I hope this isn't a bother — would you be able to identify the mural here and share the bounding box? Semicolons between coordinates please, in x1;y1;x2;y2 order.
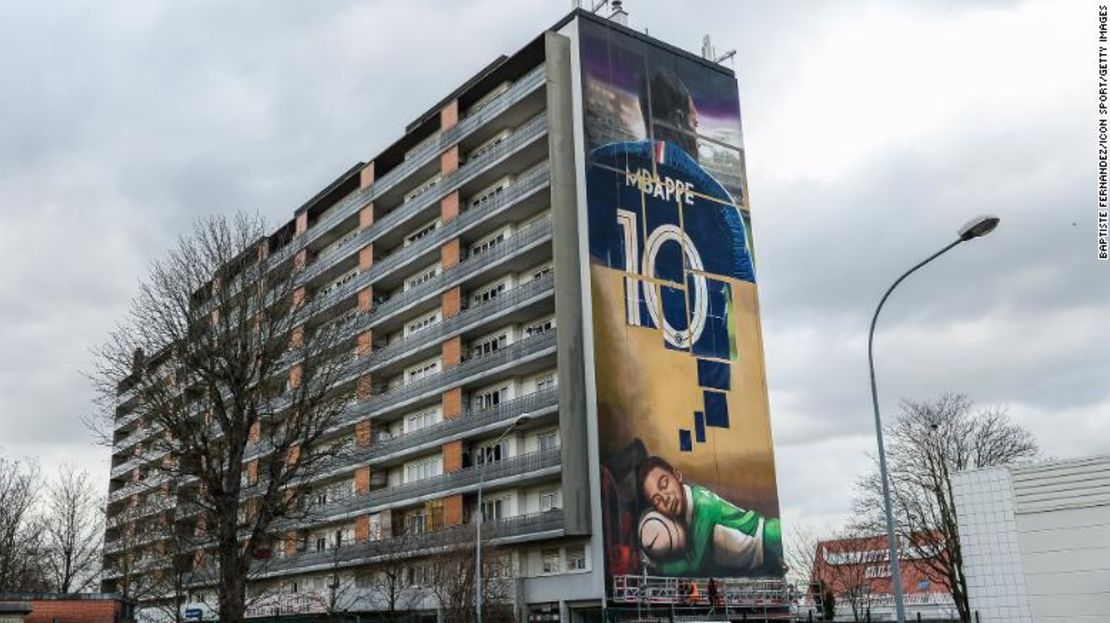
578;19;783;589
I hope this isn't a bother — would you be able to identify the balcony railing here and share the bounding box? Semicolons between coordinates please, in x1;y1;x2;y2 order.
108;207;552;503
269;64;546;268
256;509;564;577
340;329;557;426
302;113;549;318
297;155;549;307
109;273;553;492
304;446;561;525
241;276;555;465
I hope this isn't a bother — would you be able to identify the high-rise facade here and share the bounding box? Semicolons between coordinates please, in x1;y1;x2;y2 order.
103;9;786;622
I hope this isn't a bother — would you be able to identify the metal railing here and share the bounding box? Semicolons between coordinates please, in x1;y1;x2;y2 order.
305;446;561;525
268;64;545;267
301;113;549;318
330;387;557;474
108;215;553;484
259;509;563;577
339;329;557;426
297;157;549;301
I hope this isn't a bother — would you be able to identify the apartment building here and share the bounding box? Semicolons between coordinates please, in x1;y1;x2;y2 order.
102;7;785;623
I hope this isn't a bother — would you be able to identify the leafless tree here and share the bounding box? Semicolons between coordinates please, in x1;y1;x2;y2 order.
811;529;881;623
42;465;104;592
90;213;355;622
362;527;425;620
784;523;823;593
853;394;1038;623
0;456;48;591
429;524;515;623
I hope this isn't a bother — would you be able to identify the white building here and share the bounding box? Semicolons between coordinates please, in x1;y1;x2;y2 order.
952;455;1110;623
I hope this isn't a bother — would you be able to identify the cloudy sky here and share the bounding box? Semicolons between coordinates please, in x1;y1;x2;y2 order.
0;0;1100;534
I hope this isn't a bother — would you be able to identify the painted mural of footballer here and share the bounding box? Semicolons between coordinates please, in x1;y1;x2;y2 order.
590;66;783;578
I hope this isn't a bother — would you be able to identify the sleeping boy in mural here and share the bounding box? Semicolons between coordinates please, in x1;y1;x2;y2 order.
637;456;783;576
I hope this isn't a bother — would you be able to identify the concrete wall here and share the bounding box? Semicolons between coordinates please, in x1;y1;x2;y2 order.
955;456;1110;623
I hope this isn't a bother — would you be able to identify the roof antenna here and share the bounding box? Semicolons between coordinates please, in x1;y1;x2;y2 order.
701;34;737;66
610;0;629;25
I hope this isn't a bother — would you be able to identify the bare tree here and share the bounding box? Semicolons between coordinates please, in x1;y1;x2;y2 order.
42;465;104;592
811;529;881;623
0;456;48;591
853;394;1038;623
784;524;823;594
362;528;425;620
90;213;354;622
429;524;515;623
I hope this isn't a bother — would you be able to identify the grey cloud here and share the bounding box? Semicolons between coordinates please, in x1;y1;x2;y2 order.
0;0;1099;534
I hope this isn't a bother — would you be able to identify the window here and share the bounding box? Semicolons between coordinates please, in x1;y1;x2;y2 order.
539;490;559;512
472;333;507;358
368;514;382;542
541;548;561;574
407;563;433;586
315;536;327;553
525;319;554;337
407;311;440;336
471;281;507;305
405;408;439;433
535;374;557;392
532;264;553;281
566;545;586;571
538;430;559;452
405;456;442;483
404;220;440;246
318;227;359;260
475;440;507;466
405;265;439;291
482;497;504;521
318;268;358;298
406;511;428;535
407;360;439;383
467;131;510;162
467;178;511;210
404;174;441;204
471;232;506;257
473;386;508;410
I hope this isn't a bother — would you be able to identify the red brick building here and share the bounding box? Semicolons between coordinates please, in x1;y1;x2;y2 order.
809;534;957;621
0;593;134;623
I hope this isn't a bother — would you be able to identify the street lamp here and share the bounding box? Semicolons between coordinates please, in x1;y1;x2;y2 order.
475;413;531;623
867;215;999;623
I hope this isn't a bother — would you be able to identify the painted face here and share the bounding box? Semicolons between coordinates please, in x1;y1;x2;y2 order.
642;465;685;518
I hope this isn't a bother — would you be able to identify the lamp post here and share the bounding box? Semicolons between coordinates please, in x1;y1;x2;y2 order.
867;215;999;623
475;413;531;623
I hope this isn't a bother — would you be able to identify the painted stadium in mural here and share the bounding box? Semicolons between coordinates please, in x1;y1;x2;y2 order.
577;18;784;591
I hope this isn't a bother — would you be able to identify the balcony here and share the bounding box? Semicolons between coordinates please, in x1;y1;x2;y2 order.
301;113;549;319
304;446;561;525
341;329;557;427
269;64;546;268
240;510;564;579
